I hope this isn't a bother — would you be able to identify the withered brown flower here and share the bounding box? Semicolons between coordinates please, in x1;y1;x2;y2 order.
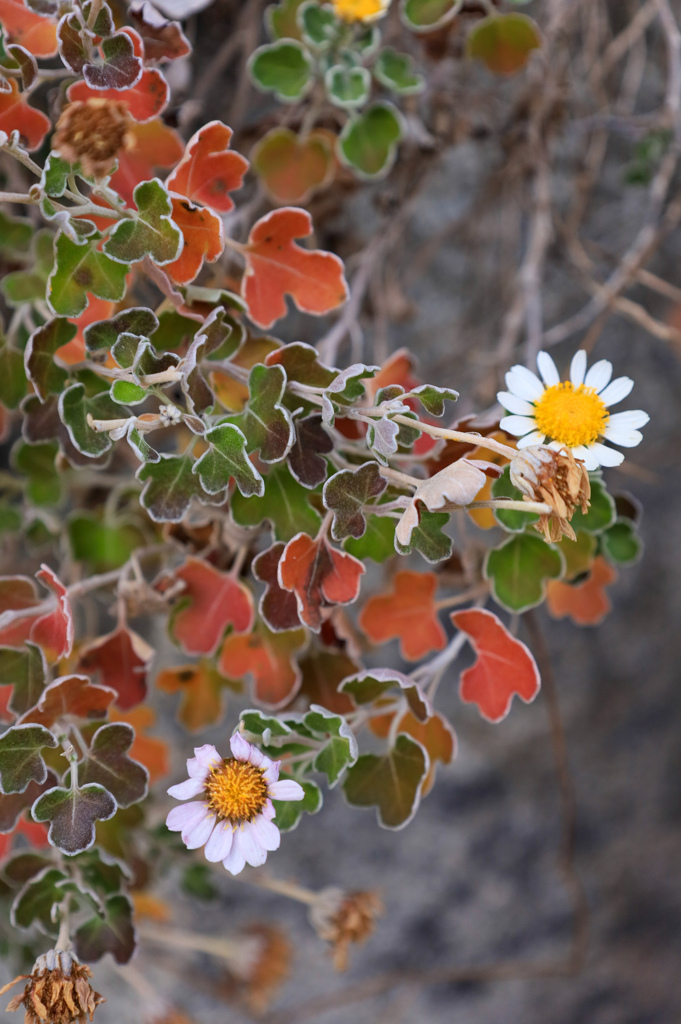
0;949;105;1024
309;888;383;971
509;444;591;542
53;99;133;179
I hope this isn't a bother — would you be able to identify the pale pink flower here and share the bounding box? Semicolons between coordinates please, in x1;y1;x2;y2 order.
166;735;304;876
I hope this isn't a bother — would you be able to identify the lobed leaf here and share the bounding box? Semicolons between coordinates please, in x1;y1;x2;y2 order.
253;542;302;632
74;893;136;963
343;733;429;829
24;319;76;402
249;40;314;102
47;232;128;319
103;178;182;266
323;462;387;541
78;627;153;710
166;120;249;214
171;557;254;657
278;533;365;632
76;723;148;809
358;569;446;661
20;674;116;730
193;423;264;498
218;621;307;709
485;533;563;612
0;643;47;718
0;724;58;795
32;782;117;856
231;463;321;542
338;102;403;180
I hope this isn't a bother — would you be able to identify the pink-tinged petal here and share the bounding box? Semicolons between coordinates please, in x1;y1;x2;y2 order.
505;366;544;401
184;812;215;850
590;442;625;466
204;820;234;862
251;815;281;852
584;359;612;393
167;777;205;800
499;415;536;437
516;430;545;448
575;445;600;471
230;732;252;762
598;376;633;407
496;391;534;416
606;410;649;431
187;744;219;778
261;798;276;821
237;823;268;867
536;351;560;386
569;350;587;386
263;760;281;784
268;779;305;801
222;841;246;876
166;801;207;833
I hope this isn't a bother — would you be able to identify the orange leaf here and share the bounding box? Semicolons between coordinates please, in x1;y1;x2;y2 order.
452;607;540;722
109;117;184;207
0;77;51;151
218;621;307;709
166;119;249;213
132;891;171;923
78;626;154;710
20;674;115;728
397;708;457;796
0;817;49;859
0;0;57;57
546;555;616;626
278;532;364;633
0;565;74;662
171;557;254;656
359;570;446;661
109;706;169;784
67;67;169;123
60;296;116;365
251;126;335;204
164;198;224;285
242;208;348;330
155;660;232;733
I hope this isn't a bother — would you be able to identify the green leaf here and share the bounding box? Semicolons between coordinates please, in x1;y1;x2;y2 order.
181;863;217;900
485;532;563;612
85;307;159;352
11;866;68;934
343;733;428;829
231;463;321;541
266;0;306;39
340;668;432;722
24;318;76;402
601;518;642;566
0;210;32;253
249;40;314;102
345;513;396;562
0;338;28;410
74;893;136;964
234;363;295;464
0;724;58;795
111;380;147;405
272;776;322;831
299;1;337;48
240;709;292;740
1;231;53;306
137;453;209;523
571;476;616;534
491;465;539;532
58;383;121;458
466;13;542;76
321;363;379;425
40;152;88;198
74;848;129;901
68;514;143;572
326;64;371;109
0;644;46;720
32;782;117;856
374;47;425;94
266;341;336;388
407;384;459;417
400;0;460;31
12;441;62;506
193;422;264;498
2;850;53;887
323;462;387;541
76;724;148;809
47;231;128;318
395;506;452;563
103;178;182;266
338;103;403;179
303;704;358;787
150;309;198;351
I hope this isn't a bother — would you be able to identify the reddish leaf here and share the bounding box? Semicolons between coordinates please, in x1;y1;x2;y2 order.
0;77;51;151
298;646;358;715
546;556;617;626
109;118;184;206
20;674;116;729
78;627;154;710
218;621;307;709
251;126;336;204
452;607;540;723
171;557;254;656
67;67;169;123
242;208;348;330
0;817;49;859
278;532;365;633
164;198;224;285
359;570;446;661
62;297;116;366
253;542;301;632
130;2;191;62
0;0;58;57
155;660;233;733
29;565;74;662
166;120;249;213
109;706;168;784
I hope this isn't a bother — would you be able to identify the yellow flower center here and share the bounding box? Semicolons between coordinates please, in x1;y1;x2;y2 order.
533;382;609;448
205;758;268;824
332;0;388;22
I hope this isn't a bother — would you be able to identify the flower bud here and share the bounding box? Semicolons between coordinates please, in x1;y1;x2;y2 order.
510;445;591;542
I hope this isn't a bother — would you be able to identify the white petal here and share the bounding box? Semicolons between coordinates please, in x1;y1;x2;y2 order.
590;442;624;467
166;801;206;833
263;760;281;784
184;812;215;850
598;376;634;407
237;823;268;868
516;430;545;448
187;745;219;778
261;798;276;821
167;777;205;800
268;779;305;801
222;842;246;876
204;820;234;863
496;391;534;416
499;415;537;437
606;410;649;431
603;427;643;448
569;350;587;386
505;366;545;401
251;815;281;852
537;351;560;386
584;359;612;393
574;445;600;471
230;732;252;762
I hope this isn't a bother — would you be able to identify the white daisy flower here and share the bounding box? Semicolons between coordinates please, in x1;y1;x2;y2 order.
497;349;649;471
166;736;304;876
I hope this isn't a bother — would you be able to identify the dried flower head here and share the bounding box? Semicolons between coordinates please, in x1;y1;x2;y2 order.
510;444;591;542
54;99;134;179
219;924;292;1015
1;949;104;1024
309;887;383;971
